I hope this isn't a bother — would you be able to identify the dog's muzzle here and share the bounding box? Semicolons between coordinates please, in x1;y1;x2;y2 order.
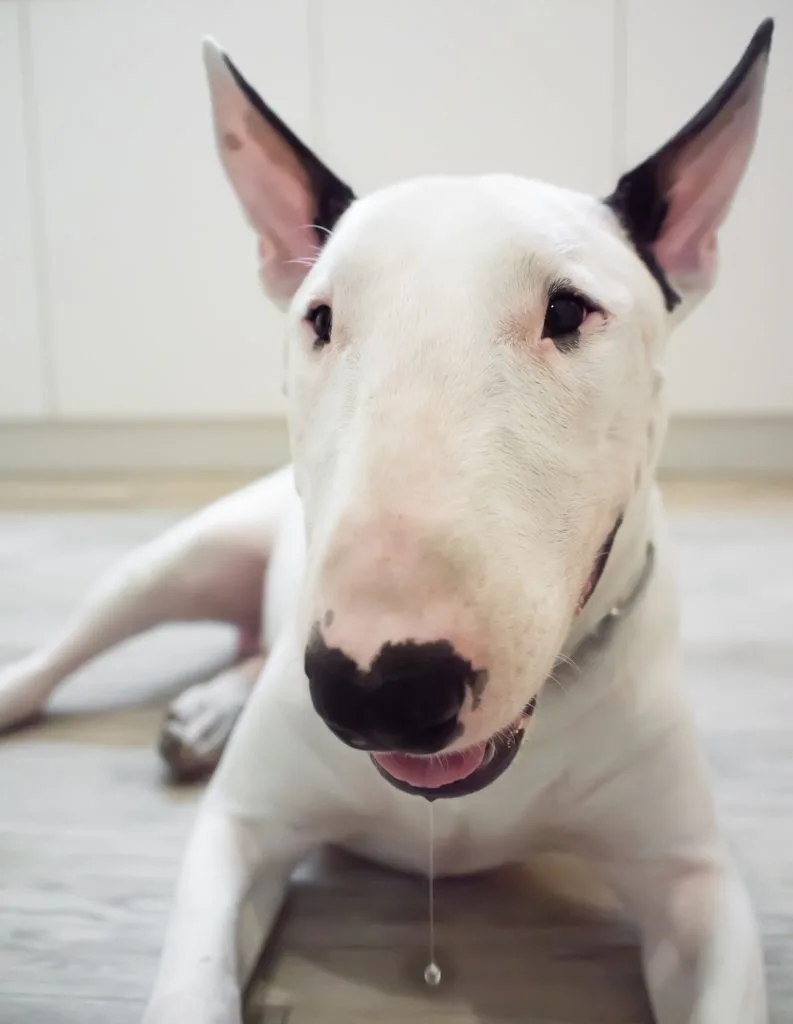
307;518;625;799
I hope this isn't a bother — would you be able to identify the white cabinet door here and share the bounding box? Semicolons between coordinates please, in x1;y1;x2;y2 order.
0;3;46;420
318;0;618;197
625;1;792;415
30;0;311;419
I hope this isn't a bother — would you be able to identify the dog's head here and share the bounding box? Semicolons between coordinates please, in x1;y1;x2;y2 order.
203;21;773;797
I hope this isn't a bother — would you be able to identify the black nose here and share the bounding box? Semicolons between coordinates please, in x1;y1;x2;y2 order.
305;633;479;754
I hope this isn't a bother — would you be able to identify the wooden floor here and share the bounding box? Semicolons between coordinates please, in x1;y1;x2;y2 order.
1;474;792;1023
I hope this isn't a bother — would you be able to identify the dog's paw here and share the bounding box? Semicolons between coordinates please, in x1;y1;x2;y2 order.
158;666;252;781
0;656;50;734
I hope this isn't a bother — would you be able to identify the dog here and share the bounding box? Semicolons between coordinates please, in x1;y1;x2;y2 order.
0;18;775;1024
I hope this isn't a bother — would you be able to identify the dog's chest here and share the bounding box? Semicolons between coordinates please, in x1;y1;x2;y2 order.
344;781;538;877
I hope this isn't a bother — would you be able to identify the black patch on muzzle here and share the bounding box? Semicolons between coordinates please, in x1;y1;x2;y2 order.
305;631;489;755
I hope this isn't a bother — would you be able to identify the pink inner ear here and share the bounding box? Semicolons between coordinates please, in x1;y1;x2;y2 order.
206;47;322;304
654;67;766;293
221;130;320;300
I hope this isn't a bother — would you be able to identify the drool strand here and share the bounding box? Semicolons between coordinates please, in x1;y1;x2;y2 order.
424;798;442;987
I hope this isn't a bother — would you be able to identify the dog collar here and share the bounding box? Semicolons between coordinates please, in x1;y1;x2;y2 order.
571;540;656;661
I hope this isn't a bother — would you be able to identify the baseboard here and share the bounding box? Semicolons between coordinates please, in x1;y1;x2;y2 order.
661;416;793;475
0;417;792;476
0;420;289;474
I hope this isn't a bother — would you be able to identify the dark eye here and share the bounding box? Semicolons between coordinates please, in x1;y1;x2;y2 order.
306;304;332;347
542;291;592;350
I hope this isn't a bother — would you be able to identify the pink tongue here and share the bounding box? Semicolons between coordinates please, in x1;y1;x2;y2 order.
374;743;487;789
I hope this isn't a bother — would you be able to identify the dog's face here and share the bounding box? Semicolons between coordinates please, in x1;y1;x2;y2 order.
286;175;665;777
204;21;772;797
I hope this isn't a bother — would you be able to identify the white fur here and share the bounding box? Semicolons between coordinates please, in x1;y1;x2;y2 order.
0;28;773;1024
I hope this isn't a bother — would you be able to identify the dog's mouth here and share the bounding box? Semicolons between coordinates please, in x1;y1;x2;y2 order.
370;699;536;799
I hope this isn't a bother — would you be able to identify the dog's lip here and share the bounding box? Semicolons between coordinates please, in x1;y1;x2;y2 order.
371;699;536;799
372;742;489;790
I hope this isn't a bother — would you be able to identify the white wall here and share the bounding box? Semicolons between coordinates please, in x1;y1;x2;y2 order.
0;1;790;468
23;0;306;419
0;2;46;418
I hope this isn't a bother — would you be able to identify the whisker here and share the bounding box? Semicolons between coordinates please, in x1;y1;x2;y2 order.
546;671;569;695
284;256;319;268
555;650;582;677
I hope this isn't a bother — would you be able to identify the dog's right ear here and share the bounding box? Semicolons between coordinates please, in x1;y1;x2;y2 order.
202;39;355;307
606;18;773;314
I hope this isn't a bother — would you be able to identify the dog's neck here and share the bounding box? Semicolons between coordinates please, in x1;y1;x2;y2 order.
563;481;657;661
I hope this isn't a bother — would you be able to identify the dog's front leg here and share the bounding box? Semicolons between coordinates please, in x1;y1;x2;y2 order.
142;628;363;1023
572;709;766;1024
142;805;309;1024
599;851;766;1024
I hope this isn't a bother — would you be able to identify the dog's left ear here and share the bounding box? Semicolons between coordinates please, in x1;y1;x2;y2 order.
202;38;355;307
606;18;773;311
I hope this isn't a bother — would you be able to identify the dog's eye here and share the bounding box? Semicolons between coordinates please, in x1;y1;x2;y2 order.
306;304;333;347
542;292;592;350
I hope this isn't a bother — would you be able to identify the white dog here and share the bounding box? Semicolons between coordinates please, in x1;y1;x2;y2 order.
0;19;775;1024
